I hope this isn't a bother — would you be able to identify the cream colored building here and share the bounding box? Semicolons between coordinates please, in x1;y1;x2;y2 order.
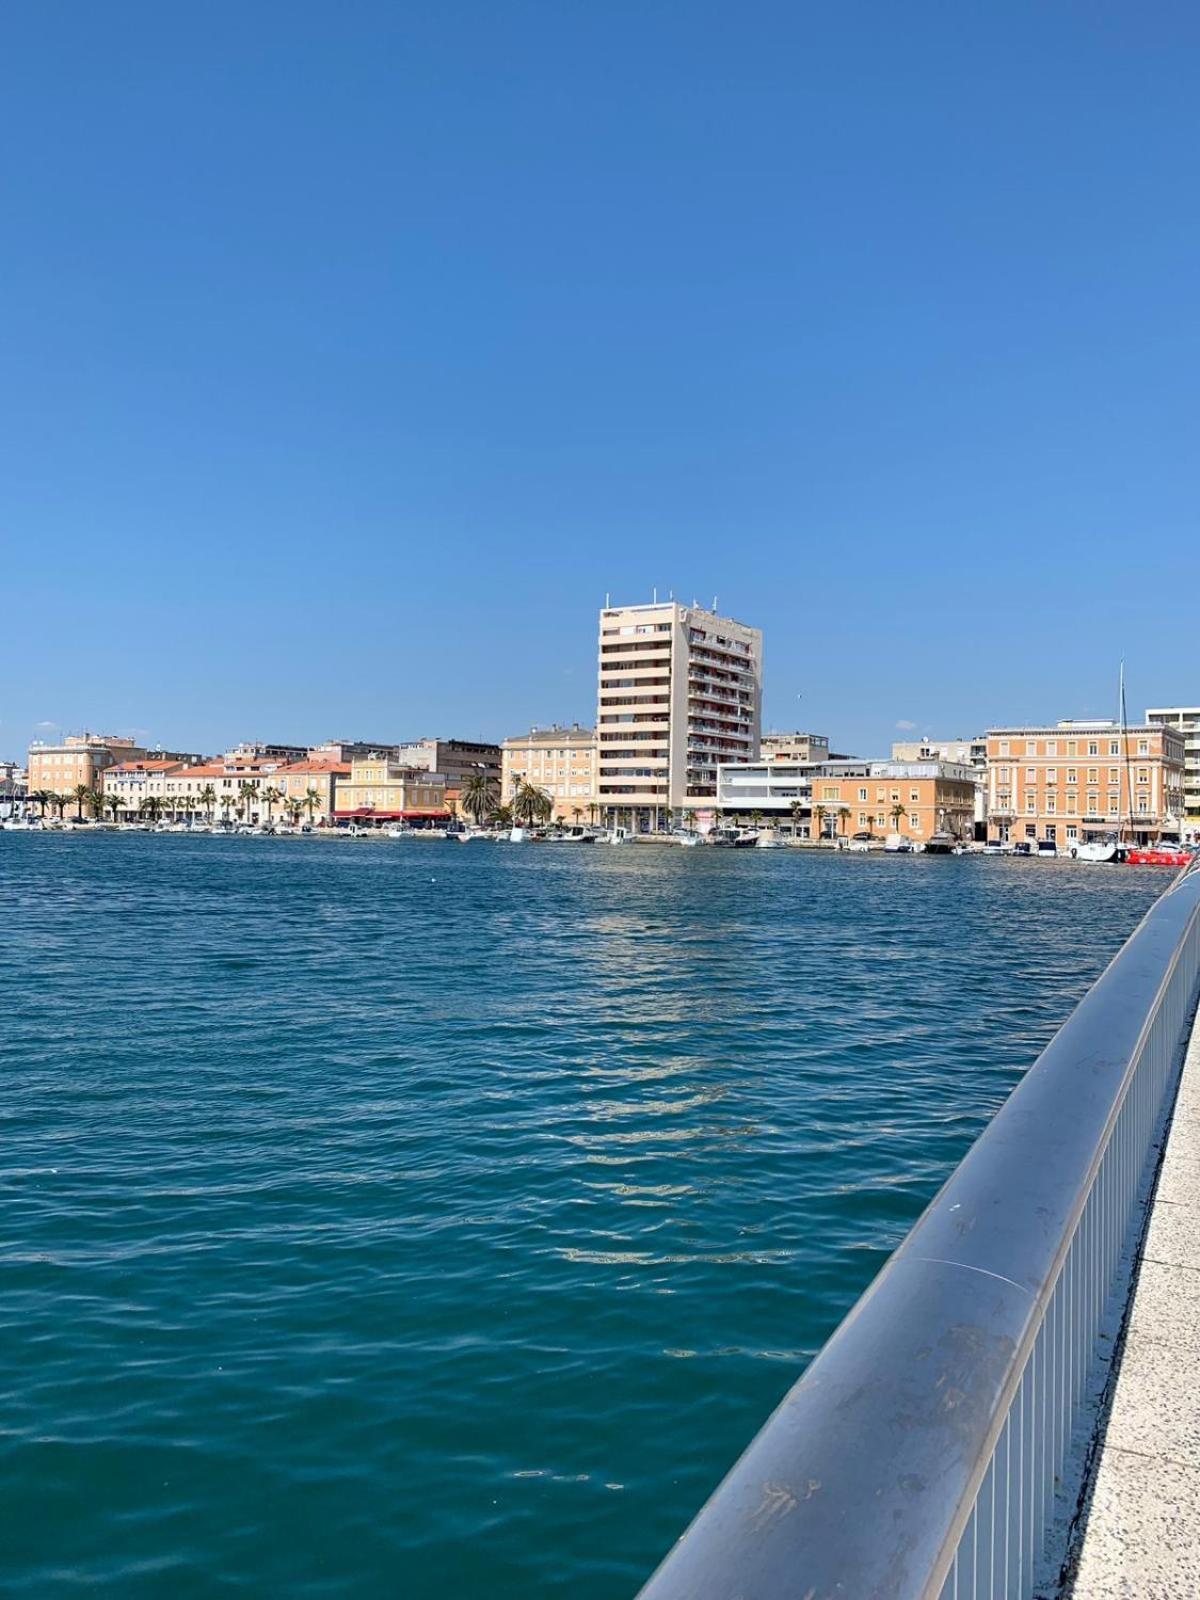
29;734;146;813
1146;707;1200;840
501;725;596;824
986;722;1186;848
103;756;294;821
761;731;829;763
275;759;350;825
333;755;449;826
597;599;762;830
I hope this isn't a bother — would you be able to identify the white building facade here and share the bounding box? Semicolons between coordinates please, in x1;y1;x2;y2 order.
597;600;763;831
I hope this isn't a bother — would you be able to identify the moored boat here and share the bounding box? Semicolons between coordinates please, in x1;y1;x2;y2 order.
923;832;959;855
1127;845;1194;868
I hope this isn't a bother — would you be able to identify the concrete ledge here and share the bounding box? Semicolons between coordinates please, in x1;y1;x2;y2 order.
1069;1010;1200;1599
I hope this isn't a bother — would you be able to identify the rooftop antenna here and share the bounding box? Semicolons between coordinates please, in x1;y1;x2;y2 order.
712;595;718;611
653;586;658;604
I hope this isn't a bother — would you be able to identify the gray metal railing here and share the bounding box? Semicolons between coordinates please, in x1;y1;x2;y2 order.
637;861;1200;1600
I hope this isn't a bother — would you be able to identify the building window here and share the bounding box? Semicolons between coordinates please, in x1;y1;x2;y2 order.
1026;768;1036;783
1088;742;1098;756
1026;740;1037;756
858;788;868;802
1046;741;1058;756
1046;769;1057;784
999;741;1010;757
1110;741;1120;756
1138;740;1149;757
1066;768;1077;783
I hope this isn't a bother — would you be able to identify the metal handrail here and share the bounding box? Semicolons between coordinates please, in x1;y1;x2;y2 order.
636;860;1200;1600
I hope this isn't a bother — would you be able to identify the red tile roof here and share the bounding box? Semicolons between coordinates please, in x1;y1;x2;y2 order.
107;760;184;775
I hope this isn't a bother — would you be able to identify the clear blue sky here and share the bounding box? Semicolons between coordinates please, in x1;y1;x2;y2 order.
3;3;1197;759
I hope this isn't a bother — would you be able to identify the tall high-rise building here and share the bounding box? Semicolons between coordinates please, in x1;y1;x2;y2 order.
1145;707;1200;838
596;599;762;830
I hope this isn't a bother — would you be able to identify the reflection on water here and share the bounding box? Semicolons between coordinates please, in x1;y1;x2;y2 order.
0;838;1166;1600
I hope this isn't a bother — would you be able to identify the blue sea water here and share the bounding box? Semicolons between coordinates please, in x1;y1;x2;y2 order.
0;835;1167;1597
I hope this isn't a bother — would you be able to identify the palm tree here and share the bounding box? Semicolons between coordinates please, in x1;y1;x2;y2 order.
489;802;513;828
571;806;583;828
837;806;851;837
302;786;321;826
890;802;907;834
104;790;124;825
33;789;53;818
261;785;282;824
814;804;828;840
140;795;163;824
198;784;218;824
683;809;697;830
72;782;92;821
461;771;499;825
751;810;765;830
238;779;260;823
789;800;805;838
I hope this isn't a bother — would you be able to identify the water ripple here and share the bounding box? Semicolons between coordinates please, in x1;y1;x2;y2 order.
0;836;1164;1598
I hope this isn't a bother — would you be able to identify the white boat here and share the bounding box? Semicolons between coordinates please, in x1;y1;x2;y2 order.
597;827;631;845
672;829;703;847
884;833;913;853
509;826;530;843
455;827;491;843
755;830;787;849
385;824;412;838
1072;838;1119;863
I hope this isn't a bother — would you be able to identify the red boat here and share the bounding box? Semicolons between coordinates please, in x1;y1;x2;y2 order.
1127;847;1194;868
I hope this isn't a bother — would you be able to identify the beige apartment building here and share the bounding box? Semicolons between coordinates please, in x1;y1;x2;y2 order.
986;722;1186;849
1146;707;1200;841
811;761;977;843
333;755;449;825
761;731;829;763
501;724;596;824
597;599;762;831
28;733;147;812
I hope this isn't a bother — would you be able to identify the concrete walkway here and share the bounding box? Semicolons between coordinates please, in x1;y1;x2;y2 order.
1069;1007;1200;1599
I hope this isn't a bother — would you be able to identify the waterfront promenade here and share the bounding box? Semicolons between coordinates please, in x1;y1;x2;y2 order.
1069;1004;1200;1598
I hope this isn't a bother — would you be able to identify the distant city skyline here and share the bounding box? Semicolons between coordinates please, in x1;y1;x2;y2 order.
4;6;1198;764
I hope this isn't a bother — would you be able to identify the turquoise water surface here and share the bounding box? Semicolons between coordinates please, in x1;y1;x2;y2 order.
0;836;1167;1597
